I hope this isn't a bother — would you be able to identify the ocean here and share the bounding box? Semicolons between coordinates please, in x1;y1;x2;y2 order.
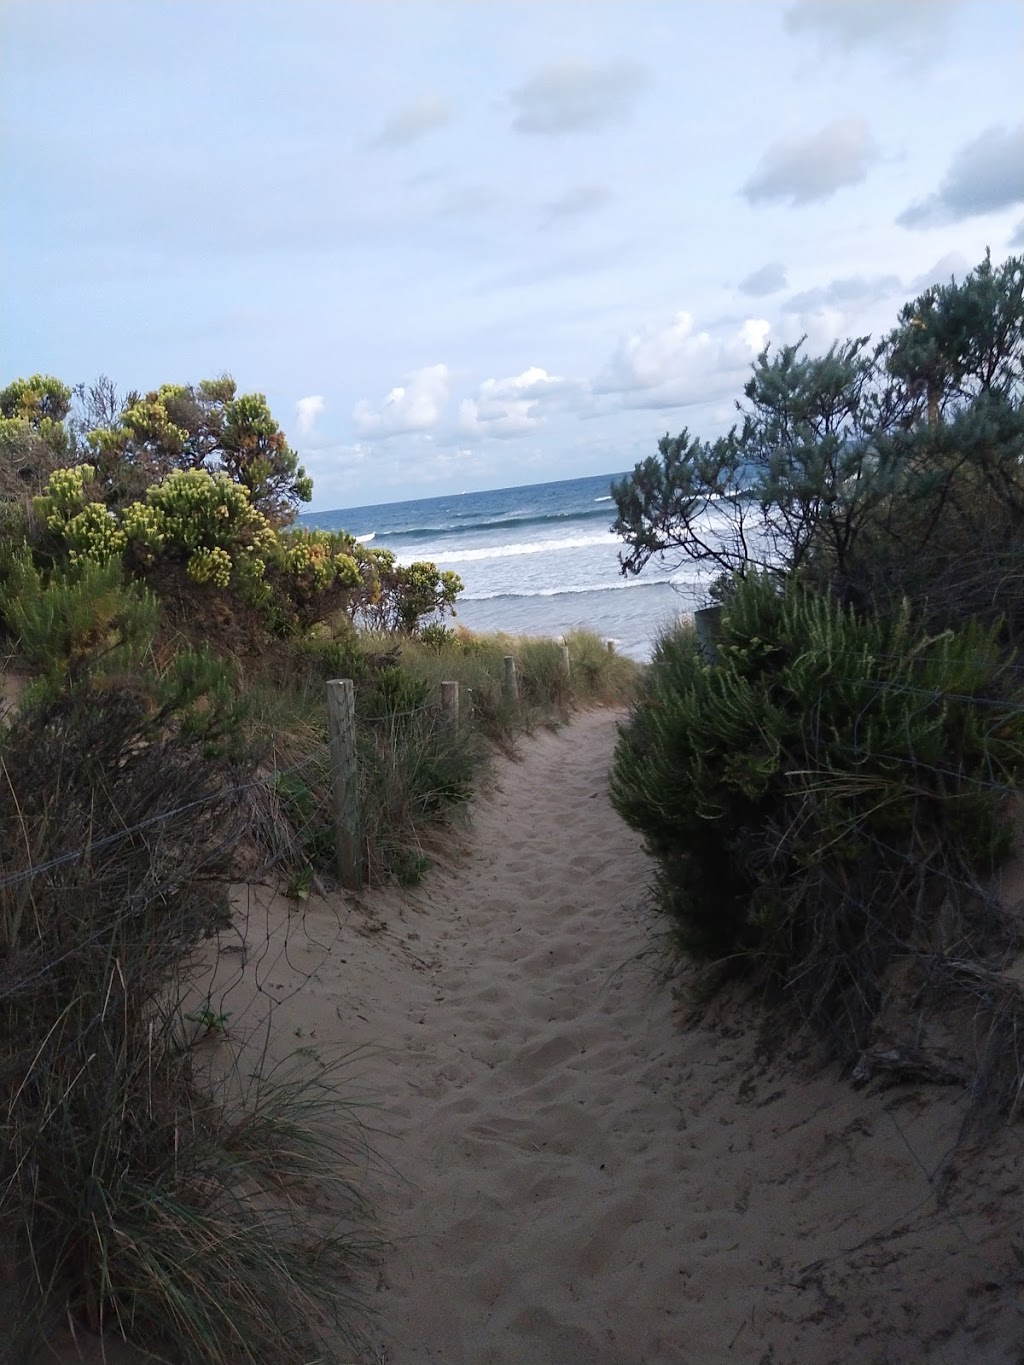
302;471;710;661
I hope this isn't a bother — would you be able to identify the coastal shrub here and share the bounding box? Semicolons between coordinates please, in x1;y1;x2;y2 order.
29;465;467;642
611;573;1024;1051
0;553;158;693
0;680;376;1361
612;252;1024;642
356;549;463;634
85;376;312;525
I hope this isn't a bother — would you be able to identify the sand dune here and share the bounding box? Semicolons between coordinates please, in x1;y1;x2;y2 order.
40;709;1024;1363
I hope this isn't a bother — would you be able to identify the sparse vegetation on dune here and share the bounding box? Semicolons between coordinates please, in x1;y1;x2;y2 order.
0;373;639;1358
0;675;379;1363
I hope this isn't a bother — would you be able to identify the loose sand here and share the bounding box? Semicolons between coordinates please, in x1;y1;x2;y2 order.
39;709;1024;1363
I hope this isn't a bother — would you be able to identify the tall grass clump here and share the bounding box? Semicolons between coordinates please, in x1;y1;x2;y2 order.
0;676;377;1362
612;573;1024;1071
249;625;639;888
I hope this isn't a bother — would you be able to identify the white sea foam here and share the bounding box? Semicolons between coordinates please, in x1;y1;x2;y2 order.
460;575;695;601
355;531;375;543
594;495;613;502
399;532;619;565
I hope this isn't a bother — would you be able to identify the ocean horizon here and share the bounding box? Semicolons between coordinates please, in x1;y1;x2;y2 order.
301;471;715;660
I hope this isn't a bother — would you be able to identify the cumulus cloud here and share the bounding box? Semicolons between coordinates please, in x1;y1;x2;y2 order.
594;311;770;410
741;117;878;207
507;61;647;135
295;394;325;438
910;252;970;291
370;95;450;148
738;262;788;296
785;0;961;61
459;366;578;438
897;123;1024;228
542;184;612;224
783;273;902;313
353;364;451;438
1011;219;1024;248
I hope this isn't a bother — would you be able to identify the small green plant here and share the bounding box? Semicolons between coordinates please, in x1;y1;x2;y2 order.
418;621;456;652
394;849;431;887
185;1001;232;1036
285;864;315;902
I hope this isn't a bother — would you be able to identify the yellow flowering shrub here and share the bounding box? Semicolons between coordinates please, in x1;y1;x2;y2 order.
64;503;128;563
186;546;234;588
31;465;461;635
35;464;96;531
273;528;363;617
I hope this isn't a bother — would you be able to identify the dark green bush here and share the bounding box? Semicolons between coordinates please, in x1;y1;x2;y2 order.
0;554;158;694
612;573;1024;1049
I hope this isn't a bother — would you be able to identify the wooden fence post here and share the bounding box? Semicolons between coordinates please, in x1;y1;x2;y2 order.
606;639;615;654
559;643;570;676
503;655;519;702
440;680;459;727
326;678;363;892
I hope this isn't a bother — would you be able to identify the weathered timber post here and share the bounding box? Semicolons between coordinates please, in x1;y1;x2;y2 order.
559;643;570;675
503;655;519;703
440;680;459;727
326;678;363;892
606;639;615;654
464;686;474;725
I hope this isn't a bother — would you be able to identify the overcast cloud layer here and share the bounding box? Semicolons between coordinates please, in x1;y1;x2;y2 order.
2;0;1022;509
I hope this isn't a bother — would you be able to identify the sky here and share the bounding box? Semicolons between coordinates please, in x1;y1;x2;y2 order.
2;1;1023;512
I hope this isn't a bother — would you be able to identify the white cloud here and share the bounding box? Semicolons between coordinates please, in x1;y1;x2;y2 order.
371;95;450;148
594;311;770;409
459;366;577;438
542;184;612;224
738;262;788;296
507;61;647;135
785;0;962;62
1011;220;1024;249
783;273;902;313
897;123;1024;228
353;364;451;438
910;252;970;291
740;319;772;353
742;117;878;207
295;394;325;437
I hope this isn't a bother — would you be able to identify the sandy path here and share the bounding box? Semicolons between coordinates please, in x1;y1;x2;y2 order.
37;709;1024;1363
238;707;1016;1365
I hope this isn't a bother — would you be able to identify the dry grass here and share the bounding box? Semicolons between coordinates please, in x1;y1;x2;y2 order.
0;684;379;1363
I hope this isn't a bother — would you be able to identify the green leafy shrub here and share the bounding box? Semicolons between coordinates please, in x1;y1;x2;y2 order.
612;573;1024;1048
357;550;463;633
0;553;158;692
